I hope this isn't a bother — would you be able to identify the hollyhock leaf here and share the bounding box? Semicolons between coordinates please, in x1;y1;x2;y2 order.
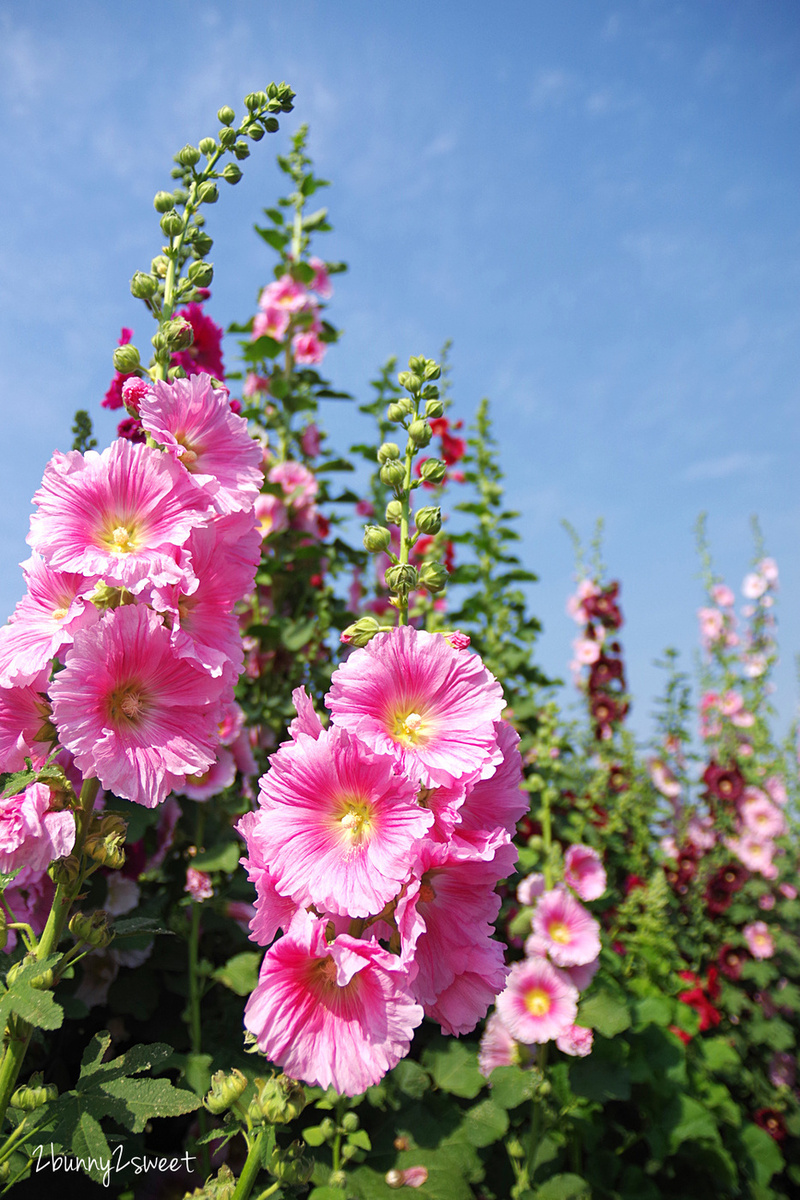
486;1066;537;1109
666;1096;720;1153
193;843;241;873
631;995;674;1028
741;1124;784;1186
0;954;63;1030
212;951;261;996
534;1176;592;1200
421;1038;484;1099
391;1058;430;1099
112;917;173;938
577;988;631;1038
569;1038;631;1103
699;1038;740;1074
446;1098;508;1149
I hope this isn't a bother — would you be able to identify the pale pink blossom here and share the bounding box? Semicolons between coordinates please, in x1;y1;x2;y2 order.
759;557;779;584
649;758;681;799
287;687;324;741
178;748;237;801
254;493;289;538
267;460;318;509
517;873;546;906
236;810;299;945
564;844;606;901
308;256;333;299
244;910;423;1095
742;572;768;599
51;605;224;808
242;373;271;398
185;867;214;902
759;893;776;911
740;793;786;841
726;834;777;878
686;816;716;852
0;556;100;687
252;306;290;342
301;423;322;458
478;1012;519;1076
28;440;210;595
326;625;505;789
718;690;744;717
743;921;774;959
566;579;600;624
556;1024;593;1057
779;883;797;900
562;956;600;992
259;275;309;313
698;607;724;645
743;653;767;678
711;583;735;607
425;952;508;1036
532;888;601;967
572;637;601;666
764;776;788;807
496;956;578;1044
0;783;75;873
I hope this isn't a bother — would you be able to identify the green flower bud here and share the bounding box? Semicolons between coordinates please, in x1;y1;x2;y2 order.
168;365;187;381
10;1074;57;1112
151;254;169;278
377;442;400;463
48;854;81;887
164;316;194;352
177;144;201;167
268;1142;313;1186
153;191;175;213
218;127;237;148
193;232;214;256
221;163;243;184
233;140;251;160
217;106;235;126
387;398;413;422
197;181;219;204
69;910;112;949
423;361;442;380
385;563;418;594
341;1111;360;1133
380;461;406;489
112;344;140;374
363;526;391;553
159;210;184;238
130;271;158;300
98;813;127;841
408;419;432;447
199;137;216;156
385;499;403;525
418;561;448;593
319;1117;337;1141
329;1171;348;1189
187;260;214;287
84;829;125;870
420;457;447;484
415;506;442;535
341;615;380;648
244;92;260;110
397;370;420;393
252;1074;307;1124
203;1068;247;1115
425;397;444;419
246;122;265;141
263;117;280;133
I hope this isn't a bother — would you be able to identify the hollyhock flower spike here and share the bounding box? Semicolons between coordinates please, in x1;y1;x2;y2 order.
326;625;505;789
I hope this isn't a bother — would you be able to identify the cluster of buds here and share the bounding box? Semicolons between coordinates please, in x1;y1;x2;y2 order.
567;579;627;739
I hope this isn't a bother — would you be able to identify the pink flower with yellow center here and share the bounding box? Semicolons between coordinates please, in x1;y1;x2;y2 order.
743;921;775;960
532;888;601;967
326;625;505;788
564;844;607;902
496;956;578;1044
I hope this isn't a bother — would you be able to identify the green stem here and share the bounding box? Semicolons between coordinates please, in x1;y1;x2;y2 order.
396;403;419;628
526;1044;548;1183
541;785;554;890
232;1126;272;1200
187;810;210;1178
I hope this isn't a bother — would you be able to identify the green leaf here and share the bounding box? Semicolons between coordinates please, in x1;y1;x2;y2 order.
422;1039;484;1099
534;1174;591;1200
577;988;631;1037
632;994;673;1028
183;1051;213;1097
302;1124;329;1147
254;225;288;251
70;1111;113;1185
112;917;173;938
741;1123;784;1186
349;1129;372;1151
487;1064;537;1108
667;1096;720;1153
212;951;261;996
282;618;319;652
0;955;63;1031
699;1037;740;1073
192;842;241;873
0;868;22;891
569;1039;630;1102
390;1058;430;1099
447;1098;508;1148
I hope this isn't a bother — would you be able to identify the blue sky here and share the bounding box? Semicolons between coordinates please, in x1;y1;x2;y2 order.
1;0;798;741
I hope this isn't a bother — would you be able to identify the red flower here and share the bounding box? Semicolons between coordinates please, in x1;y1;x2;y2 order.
754;1109;786;1142
429;417;466;465
172;302;225;380
702;760;745;804
718;944;746;981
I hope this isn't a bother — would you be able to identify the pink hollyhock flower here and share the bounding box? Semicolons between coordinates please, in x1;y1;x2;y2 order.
309;256;333;299
711;583;735;607
449;721;525;858
171;302;225;380
496;956;578;1044
742;572;768;600
425;953;508;1036
0;783;75;873
648;758;681;798
50;604;224;808
243;373;271;398
743;653;768;678
0;556;100;687
718;690;743;717
564;844;606;901
744;921;775;959
28;440;210;595
445;631;471;651
244;910;423;1095
686;816;716;852
759;893;775;911
562;956;600;992
267;460;318;509
301;422;322;458
556;1024;593;1057
254;493;289;538
140;374;263;515
532;888;601;967
178;747;236;801
355;500;374;518
326;625;505;789
726;834;777;877
236;810;299;945
292;330;326;365
253;305;290;342
0;671;53;771
759;557;778;584
698;607;724;645
572;637;601;666
388;1168;428;1189
566;579;600;624
478;1012;520;1076
779;882;797;900
259;275;309;313
764;776;788;807
249;726;432;918
740;792;786;841
287;687;324;741
121;377;152;413
185;867;214;902
517;873;546;906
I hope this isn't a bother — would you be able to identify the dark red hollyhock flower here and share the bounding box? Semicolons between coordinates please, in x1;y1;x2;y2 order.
624;874;646;895
702;760;745;804
583;583;623;630
171;302;225;380
718;944;747;981
591;693;620;726
116;416;146;443
706;966;721;1001
705;862;749;915
590;803;609;827
754;1109;787;1142
608;764;628;793
589;655;624;690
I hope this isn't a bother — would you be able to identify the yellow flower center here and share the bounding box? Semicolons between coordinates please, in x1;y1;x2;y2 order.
525;988;551;1017
339;799;371;846
108;685;147;725
108;525;136;554
52;606;69;622
392;710;425;745
548;920;571;945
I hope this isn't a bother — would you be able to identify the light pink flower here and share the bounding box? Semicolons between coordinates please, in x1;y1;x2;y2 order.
301;423;322;458
496;956;578;1044
259;275;309;313
743;653;767;678
648;758;681;798
556;1024;593;1057
711;583;735;607
743;921;775;959
308;257;333;299
742;572;768;600
292;330;325;365
564;844;606;901
759;894;775;911
242;373;271;397
532;889;601;967
254;493;289;538
248;726;432;918
779;883;797;900
686;816;716;852
236;810;299;946
287;687;324;741
2;867;54;952
253;305;290;342
0;671;53;771
726;834;777;878
698;607;724;645
0;783;75;873
140;374;263;515
326;625;505;789
0;556;100;687
759;557;778;584
764;776;788;807
425;950;508;1036
740;793;786;841
178;748;237;801
267;460;318;509
51;605;224;808
244;910;423;1095
517;873;546;906
28;440;210;595
185;867;214;902
566;579;599;624
478;1012;519;1076
562;956;600;992
448;721;525;858
572;637;601;666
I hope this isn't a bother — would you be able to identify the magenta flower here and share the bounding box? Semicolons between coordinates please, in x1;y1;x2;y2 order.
743;921;775;959
308;256;333;299
50;605;223;808
140;375;263;515
287;686;324;741
177;748;236;801
249;726;432;918
326;625;505;788
237;810;300;945
424;947;508;1036
28;440;211;595
268;460;318;509
244;911;423;1095
0;556;100;687
0;671;53;771
185;867;214;902
496;957;578;1044
0;783;75;873
292;330;325;365
564;844;607;902
532;888;601;967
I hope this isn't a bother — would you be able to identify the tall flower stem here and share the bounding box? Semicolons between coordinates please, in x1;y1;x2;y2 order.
231;1125;275;1200
186;807;211;1178
396;415;418;628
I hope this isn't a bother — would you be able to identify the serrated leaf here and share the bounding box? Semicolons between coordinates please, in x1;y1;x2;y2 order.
487;1064;536;1108
741;1122;784;1186
578;988;631;1037
0;954;64;1031
212;951;261;996
667;1096;720;1153
70;1111;113;1184
448;1098;508;1148
534;1174;591;1200
112;917;173;938
422;1039;484;1099
192;843;241;873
